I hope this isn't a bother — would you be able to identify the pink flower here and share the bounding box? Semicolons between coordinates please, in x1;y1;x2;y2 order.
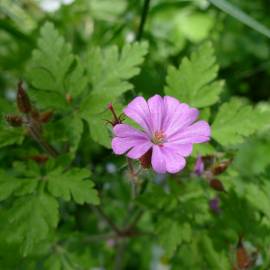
112;95;211;174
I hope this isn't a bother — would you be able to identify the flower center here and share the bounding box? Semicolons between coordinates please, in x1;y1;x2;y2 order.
152;131;166;145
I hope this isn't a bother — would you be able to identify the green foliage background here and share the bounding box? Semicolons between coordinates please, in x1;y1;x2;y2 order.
1;0;270;269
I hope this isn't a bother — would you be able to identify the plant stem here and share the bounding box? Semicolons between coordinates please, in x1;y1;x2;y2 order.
114;240;127;270
127;158;139;199
136;0;151;41
93;206;121;235
27;118;59;158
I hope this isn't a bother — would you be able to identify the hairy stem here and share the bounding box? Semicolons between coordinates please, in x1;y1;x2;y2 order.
127;158;139;199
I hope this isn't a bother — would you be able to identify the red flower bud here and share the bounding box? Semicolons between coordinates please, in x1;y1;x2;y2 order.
209;179;226;192
17;81;32;113
107;103;124;127
5;115;23;127
139;148;152;169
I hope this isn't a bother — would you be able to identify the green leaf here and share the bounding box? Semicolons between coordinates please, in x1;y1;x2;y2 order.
0;125;24;149
164;42;223;108
0;171;22;201
65;58;88;98
0;170;38;201
209;0;270;39
81;42;148;115
47;114;83;157
234;137;270;176
89;0;127;21
87;115;111;148
156;219;191;257
27;22;87;109
199;234;230;270
47;168;100;205
44;248;93;270
29;22;73;93
6;192;59;256
245;182;270;219
176;12;214;43
212;98;265;146
81;42;148;147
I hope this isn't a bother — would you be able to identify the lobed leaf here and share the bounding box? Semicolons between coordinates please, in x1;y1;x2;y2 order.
6;192;59;256
0;170;38;201
27;22;87;109
212;98;267;146
47;168;100;205
156;219;191;257
164;42;223;108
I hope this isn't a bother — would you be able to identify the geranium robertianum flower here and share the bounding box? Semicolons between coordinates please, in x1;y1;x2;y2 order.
112;95;211;174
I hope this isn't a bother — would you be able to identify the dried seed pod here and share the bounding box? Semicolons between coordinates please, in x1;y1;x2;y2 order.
209;179;226;192
5;115;23;127
17;81;32;113
212;160;232;175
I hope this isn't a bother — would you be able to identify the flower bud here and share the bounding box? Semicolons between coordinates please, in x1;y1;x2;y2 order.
17;81;32;113
107;103;124;127
211;160;232;175
139;149;152;169
5;115;23;127
209;197;220;214
194;155;204;176
209;179;226;192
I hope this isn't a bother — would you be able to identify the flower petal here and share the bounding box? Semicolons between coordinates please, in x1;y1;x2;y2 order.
169;120;211;144
151;145;187;174
112;137;148;155
163;142;193;157
164;99;199;137
113;124;148;139
147;95;164;132
123;96;152;135
151;145;166;174
162;96;181;131
127;141;152;159
163;148;186;174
